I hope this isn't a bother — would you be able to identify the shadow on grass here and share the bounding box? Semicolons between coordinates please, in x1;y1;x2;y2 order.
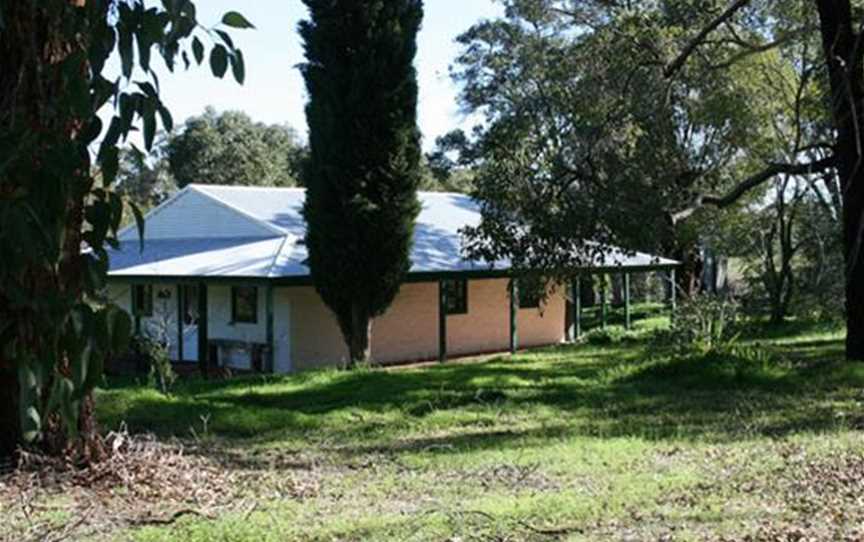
97;321;860;458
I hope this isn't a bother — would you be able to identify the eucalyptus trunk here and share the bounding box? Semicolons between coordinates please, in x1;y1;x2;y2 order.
816;0;864;360
0;371;19;459
0;0;100;460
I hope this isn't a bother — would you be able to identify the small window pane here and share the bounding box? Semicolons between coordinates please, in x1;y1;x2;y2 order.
232;286;258;324
442;279;468;315
518;277;543;309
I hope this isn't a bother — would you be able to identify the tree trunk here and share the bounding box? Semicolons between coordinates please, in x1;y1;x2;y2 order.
673;246;703;298
769;287;787;324
816;0;864;360
0;369;20;461
0;0;98;456
347;302;372;367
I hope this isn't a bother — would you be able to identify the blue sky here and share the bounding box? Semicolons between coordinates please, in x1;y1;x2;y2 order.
130;1;503;150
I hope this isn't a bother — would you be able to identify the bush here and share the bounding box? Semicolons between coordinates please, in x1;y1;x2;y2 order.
653;293;741;354
584;326;639;345
131;335;177;394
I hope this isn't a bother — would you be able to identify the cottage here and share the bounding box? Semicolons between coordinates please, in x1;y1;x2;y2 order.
106;185;678;373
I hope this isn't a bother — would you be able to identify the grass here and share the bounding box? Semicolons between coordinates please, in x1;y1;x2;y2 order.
8;308;864;541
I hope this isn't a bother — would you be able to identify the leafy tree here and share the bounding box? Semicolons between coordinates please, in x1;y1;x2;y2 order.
300;0;423;365
167;107;306;189
422;131;476;193
0;0;251;459
115;135;176;225
658;0;864;359
449;2;785;294
794;192;845;321
732;176;809;322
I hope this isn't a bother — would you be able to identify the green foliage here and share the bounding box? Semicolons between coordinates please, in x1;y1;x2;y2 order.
720;177;845;324
654;293;741;354
75;320;860;540
167;107;306;189
222;12;255;30
0;0;250;450
299;0;424;363
583;327;639;346
449;1;820;289
114;136;177;226
421;131;476;193
132;335;177;395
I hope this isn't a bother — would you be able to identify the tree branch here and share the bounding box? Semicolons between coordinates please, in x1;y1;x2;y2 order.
669;156;837;224
709;25;817;71
664;0;751;78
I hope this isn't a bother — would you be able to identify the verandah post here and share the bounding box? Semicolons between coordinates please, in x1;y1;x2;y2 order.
600;274;608;329
566;278;578;342
624;272;632;330
575;276;582;340
265;283;275;373
438;279;447;363
132;284;141;336
670;268;677;321
197;282;209;378
509;278;518;354
176;283;184;362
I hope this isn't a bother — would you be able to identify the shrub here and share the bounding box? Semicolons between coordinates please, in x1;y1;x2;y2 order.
584;326;639;345
653;293;741;354
132;335;177;394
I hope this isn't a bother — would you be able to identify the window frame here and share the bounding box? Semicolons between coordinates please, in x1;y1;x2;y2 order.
231;286;259;324
131;284;153;317
442;279;468;315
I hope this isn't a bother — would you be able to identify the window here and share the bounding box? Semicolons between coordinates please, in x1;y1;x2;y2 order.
182;285;199;325
231;286;258;324
131;284;153;317
441;279;468;315
518;277;543;309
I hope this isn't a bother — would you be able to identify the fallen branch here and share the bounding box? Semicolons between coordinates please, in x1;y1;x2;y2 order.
128;508;216;526
516;518;583;537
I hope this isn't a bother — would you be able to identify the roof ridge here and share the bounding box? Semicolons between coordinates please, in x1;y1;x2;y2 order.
419;190;469;196
186;183;470;198
189;183;305;192
188;185;289;237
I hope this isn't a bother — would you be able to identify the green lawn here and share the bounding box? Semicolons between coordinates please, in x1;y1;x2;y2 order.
6;313;864;541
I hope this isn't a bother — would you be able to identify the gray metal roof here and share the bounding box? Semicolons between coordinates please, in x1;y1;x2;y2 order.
107;185;678;279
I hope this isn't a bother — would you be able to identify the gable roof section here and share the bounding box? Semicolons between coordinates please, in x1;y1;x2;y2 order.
107;185;678;279
117;185;284;242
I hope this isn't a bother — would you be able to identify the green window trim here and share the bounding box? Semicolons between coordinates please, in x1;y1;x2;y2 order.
131;284;153;317
231;286;258;324
442;279;468;315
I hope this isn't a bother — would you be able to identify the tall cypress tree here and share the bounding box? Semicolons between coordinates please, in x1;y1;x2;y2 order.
300;0;423;366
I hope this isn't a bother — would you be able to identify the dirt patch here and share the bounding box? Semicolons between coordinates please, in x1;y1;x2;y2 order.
731;448;864;541
644;443;864;541
0;430;320;542
442;462;560;494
